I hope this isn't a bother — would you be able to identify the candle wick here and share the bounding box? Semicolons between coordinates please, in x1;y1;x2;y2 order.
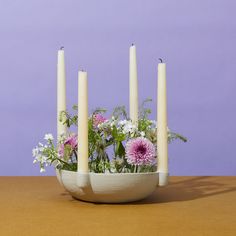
159;58;163;63
131;43;134;46
60;46;64;50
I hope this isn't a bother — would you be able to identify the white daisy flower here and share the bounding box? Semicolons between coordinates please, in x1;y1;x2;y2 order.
44;133;54;141
32;148;39;157
140;131;145;137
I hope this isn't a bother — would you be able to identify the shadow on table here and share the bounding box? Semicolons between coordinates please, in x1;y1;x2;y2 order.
62;176;236;205
131;176;236;204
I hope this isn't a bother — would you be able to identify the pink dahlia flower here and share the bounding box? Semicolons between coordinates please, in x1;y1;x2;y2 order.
125;137;156;166
93;114;107;127
58;134;78;157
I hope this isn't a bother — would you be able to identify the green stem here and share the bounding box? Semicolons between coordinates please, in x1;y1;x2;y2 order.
73;150;78;161
170;132;188;142
56;158;73;169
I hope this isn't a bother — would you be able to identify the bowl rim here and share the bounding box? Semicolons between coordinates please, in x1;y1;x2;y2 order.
57;169;159;176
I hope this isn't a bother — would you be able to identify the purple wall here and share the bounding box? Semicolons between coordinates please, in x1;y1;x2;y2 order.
0;0;235;176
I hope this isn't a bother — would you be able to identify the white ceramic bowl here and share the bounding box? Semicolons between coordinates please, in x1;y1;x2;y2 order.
56;169;159;203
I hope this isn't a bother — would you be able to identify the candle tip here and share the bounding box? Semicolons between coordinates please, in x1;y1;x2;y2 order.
60;46;64;50
131;43;135;46
158;58;163;63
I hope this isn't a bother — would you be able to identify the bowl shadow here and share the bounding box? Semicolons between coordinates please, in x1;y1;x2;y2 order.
129;176;236;204
60;176;236;205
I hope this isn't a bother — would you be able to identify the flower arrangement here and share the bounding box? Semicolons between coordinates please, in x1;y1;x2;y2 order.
33;99;187;173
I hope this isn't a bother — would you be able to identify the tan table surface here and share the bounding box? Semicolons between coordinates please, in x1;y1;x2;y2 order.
0;176;235;236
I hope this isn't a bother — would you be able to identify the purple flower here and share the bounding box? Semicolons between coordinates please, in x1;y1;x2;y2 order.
58;134;78;157
125;137;156;166
93;114;107;127
58;144;64;157
64;134;77;149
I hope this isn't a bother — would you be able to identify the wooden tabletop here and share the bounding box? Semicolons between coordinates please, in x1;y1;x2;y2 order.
0;176;235;236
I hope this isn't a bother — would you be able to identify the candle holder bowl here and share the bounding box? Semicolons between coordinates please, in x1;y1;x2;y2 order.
56;169;159;203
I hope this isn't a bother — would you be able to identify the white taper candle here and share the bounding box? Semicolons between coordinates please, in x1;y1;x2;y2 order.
129;44;139;124
157;60;169;186
77;71;89;173
57;47;67;139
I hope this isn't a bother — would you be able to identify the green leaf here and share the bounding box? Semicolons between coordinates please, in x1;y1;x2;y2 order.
72;105;78;110
168;131;188;143
112;106;128;119
117;141;125;157
92;107;107;115
111;125;118;138
139;98;152;119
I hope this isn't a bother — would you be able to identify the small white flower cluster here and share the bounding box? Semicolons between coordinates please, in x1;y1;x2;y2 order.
97;121;108;130
44;133;54;141
96;117;158;139
144;120;157;134
109;116;119;128
150;120;157;128
118;120;138;137
32;134;54;172
139;131;145;137
97;116;118;130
